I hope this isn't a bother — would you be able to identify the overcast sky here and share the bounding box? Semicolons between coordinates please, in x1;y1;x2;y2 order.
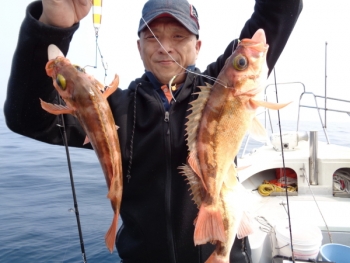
1;0;350;123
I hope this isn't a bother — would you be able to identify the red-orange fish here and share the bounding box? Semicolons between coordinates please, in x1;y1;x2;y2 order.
40;44;122;253
180;29;289;263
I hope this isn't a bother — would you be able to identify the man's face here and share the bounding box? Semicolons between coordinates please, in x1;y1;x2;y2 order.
137;17;201;85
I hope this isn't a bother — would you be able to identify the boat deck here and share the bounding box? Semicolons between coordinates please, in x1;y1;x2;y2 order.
236;139;350;262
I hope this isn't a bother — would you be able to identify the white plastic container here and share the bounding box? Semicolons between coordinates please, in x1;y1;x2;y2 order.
275;223;323;260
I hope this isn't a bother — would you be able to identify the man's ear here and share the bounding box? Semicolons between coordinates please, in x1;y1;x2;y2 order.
195;40;202;59
137;39;142;59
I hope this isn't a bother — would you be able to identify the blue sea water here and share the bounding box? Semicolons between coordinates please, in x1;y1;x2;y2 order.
0;112;122;263
0;110;349;263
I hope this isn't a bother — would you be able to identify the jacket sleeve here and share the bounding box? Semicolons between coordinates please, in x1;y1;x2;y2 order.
240;0;303;74
4;1;89;148
203;0;303;78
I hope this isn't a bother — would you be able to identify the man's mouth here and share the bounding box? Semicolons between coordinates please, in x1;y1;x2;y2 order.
159;60;174;64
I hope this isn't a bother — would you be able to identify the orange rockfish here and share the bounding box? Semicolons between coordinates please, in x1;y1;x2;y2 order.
40;44;122;253
179;29;289;263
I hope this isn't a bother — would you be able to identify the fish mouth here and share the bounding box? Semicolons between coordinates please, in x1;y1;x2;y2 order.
48;44;65;61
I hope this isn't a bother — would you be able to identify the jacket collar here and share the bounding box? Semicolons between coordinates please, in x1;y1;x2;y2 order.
143;66;197;110
144;65;196;91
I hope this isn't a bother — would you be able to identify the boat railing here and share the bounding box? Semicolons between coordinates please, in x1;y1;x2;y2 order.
263;82;306;134
296;92;350;144
239;82;350;157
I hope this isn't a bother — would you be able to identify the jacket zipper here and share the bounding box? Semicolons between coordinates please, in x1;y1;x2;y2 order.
152;88;177;263
164;109;177;263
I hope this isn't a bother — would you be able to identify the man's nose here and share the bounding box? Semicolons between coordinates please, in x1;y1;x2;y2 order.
158;38;173;54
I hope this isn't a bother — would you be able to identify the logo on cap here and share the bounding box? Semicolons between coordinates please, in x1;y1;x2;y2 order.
190;5;200;29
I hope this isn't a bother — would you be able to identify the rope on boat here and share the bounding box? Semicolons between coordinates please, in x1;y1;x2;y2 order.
258;180;297;196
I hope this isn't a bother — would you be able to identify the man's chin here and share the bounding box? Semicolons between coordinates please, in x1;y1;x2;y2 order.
153;73;178;85
153;69;187;84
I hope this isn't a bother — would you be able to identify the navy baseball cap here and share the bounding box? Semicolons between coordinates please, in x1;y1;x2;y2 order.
138;0;200;37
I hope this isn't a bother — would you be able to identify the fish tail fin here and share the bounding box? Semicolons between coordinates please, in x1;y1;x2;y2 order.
205;252;229;263
105;212;118;253
194;204;226;245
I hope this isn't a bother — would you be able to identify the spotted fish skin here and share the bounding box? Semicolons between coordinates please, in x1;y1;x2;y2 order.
40;44;122;253
180;29;289;263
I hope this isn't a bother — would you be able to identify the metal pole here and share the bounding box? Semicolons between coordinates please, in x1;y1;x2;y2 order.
325;42;327;129
309;131;318;185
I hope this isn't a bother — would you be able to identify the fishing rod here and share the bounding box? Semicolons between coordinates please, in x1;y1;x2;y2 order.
57;96;87;263
55;3;106;262
273;68;295;263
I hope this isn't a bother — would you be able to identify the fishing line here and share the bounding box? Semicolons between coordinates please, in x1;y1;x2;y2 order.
57;95;87;263
273;68;295;263
301;164;333;243
84;0;109;86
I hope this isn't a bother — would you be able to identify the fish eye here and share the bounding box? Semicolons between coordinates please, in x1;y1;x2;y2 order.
233;55;248;70
73;64;85;73
56;74;67;90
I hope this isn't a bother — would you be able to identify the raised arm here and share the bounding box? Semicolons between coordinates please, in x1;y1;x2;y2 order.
4;0;91;148
203;0;303;79
240;0;303;74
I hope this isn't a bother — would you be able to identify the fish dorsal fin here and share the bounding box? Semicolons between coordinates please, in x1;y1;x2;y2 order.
185;84;212;153
178;164;203;208
249;116;268;142
185;84;212;192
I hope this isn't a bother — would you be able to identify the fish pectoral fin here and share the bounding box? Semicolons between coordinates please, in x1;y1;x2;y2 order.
237;164;251;171
105;212;119;253
224;164;239;189
103;74;119;99
115;125;119;130
83;136;90;145
40;99;74;115
194;204;226;245
237;211;254;239
249;117;268;142
188;151;208;191
250;99;292;110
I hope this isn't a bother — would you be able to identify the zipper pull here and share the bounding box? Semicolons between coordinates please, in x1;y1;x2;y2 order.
164;111;170;122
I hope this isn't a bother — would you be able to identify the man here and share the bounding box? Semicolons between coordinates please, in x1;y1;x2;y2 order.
4;0;303;262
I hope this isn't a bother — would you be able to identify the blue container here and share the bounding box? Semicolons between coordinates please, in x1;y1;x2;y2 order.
319;243;350;263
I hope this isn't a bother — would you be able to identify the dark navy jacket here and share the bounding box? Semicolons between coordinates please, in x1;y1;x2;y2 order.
4;1;303;262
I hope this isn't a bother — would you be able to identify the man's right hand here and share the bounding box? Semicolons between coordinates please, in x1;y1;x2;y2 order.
39;0;92;28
